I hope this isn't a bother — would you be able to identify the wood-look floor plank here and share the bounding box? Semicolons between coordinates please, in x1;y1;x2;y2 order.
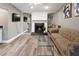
0;34;53;56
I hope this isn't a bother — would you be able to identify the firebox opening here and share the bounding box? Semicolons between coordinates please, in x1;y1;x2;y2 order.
35;23;45;33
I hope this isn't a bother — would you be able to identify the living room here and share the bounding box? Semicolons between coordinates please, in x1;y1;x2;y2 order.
0;2;79;57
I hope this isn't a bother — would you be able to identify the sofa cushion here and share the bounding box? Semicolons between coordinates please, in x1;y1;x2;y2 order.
51;33;70;45
51;33;70;54
51;33;64;39
75;37;79;42
48;28;59;33
59;28;71;41
71;31;79;42
56;38;70;54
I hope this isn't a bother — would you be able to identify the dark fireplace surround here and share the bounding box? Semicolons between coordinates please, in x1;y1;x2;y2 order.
35;23;45;33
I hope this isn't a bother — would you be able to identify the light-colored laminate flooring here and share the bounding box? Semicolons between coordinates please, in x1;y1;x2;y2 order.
0;33;53;56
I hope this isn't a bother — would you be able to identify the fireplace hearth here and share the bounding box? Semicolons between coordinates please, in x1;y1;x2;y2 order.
35;23;45;33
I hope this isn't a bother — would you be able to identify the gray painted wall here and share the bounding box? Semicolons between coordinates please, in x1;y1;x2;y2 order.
0;8;8;41
53;3;79;31
48;14;53;25
0;3;28;40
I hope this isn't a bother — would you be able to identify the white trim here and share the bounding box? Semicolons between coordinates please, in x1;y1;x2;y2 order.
1;30;26;43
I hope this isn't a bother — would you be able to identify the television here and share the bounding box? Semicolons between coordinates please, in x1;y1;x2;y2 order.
12;13;20;22
23;17;27;22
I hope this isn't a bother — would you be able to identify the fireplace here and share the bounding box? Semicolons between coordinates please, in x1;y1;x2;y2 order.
35;23;44;33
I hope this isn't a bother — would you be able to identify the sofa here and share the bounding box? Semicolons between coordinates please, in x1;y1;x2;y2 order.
48;24;60;33
48;27;79;56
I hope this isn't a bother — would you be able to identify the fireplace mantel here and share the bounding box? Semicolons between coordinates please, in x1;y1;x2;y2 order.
31;12;47;33
31;20;47;22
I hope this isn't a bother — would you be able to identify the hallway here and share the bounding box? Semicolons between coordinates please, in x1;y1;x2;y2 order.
0;34;53;56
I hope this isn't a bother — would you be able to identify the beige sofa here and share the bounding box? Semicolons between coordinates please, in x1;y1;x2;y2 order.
48;24;60;33
48;27;79;56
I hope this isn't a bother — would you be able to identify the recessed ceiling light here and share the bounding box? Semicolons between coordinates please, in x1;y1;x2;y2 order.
44;6;49;9
30;6;34;9
33;3;41;5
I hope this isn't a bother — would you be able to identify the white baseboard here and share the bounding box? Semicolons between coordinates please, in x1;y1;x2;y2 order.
1;30;27;43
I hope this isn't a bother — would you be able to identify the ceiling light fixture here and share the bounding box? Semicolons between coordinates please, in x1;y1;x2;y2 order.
33;3;41;5
44;6;49;9
30;6;34;9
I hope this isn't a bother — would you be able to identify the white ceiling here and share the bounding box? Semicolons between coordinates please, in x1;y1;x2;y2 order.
12;3;65;14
